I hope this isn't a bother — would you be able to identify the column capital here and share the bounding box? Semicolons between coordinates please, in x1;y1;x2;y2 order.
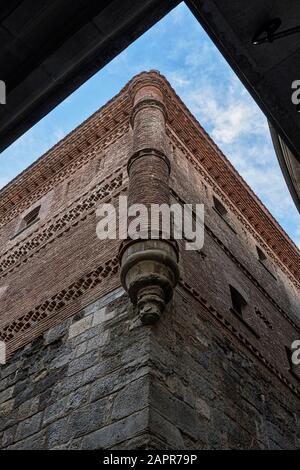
128;71;166;105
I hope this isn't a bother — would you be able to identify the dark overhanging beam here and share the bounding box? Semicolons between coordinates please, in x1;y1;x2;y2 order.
0;0;179;153
269;123;300;213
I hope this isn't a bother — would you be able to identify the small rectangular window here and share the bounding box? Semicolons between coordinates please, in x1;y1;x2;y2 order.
213;196;227;218
256;246;277;280
0;286;8;298
230;285;247;317
229;285;260;338
12;206;41;239
213;196;236;233
257;246;267;262
23;206;40;227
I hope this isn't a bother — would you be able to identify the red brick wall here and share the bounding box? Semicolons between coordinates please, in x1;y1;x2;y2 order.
0;70;299;393
0;132;130;355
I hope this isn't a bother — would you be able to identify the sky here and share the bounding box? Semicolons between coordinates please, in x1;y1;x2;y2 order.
0;2;299;247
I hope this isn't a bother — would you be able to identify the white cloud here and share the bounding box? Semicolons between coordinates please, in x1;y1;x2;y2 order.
168;71;191;88
172;66;299;247
185;77;268;145
54;127;66;141
169;2;186;25
0;177;9;190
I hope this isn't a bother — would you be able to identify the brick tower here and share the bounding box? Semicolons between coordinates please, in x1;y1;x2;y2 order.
0;71;299;449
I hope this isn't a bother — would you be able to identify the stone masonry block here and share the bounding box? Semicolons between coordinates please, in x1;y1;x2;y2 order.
68;315;93;338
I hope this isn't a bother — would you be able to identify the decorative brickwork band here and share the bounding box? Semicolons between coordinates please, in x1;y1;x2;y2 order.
119;77;179;324
0;256;119;345
0;169;124;277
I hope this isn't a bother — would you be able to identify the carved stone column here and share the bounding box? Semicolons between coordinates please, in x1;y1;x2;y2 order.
119;73;180;324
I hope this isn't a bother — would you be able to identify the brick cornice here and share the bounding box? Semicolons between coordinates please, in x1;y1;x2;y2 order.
124;72;300;287
169;128;300;291
159;84;300;287
1;70;299;286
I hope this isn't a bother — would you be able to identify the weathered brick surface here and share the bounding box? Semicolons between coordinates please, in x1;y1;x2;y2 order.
0;71;299;449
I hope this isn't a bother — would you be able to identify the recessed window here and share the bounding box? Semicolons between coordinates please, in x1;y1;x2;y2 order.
229;285;259;338
213;196;227;218
13;206;41;239
96;156;105;173
229;285;247;317
257;246;267;262
256;246;276;280
23;206;40;227
213;196;236;233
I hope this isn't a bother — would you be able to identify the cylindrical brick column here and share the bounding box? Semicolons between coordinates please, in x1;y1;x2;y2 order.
127;85;171;237
119;73;180;324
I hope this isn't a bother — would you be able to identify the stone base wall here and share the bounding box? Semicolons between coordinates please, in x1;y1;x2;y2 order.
1;287;299;450
0;288;151;450
148;290;299;450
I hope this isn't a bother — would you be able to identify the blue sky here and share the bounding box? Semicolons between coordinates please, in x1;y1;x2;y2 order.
0;2;299;247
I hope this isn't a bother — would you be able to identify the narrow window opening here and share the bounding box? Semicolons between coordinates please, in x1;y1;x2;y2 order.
257;246;267;262
23;206;40;227
213;196;227;218
213;195;236;233
96;154;105;174
229;285;260;338
0;286;8;298
13;206;41;239
230;285;247;317
286;346;293;369
256;245;277;280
